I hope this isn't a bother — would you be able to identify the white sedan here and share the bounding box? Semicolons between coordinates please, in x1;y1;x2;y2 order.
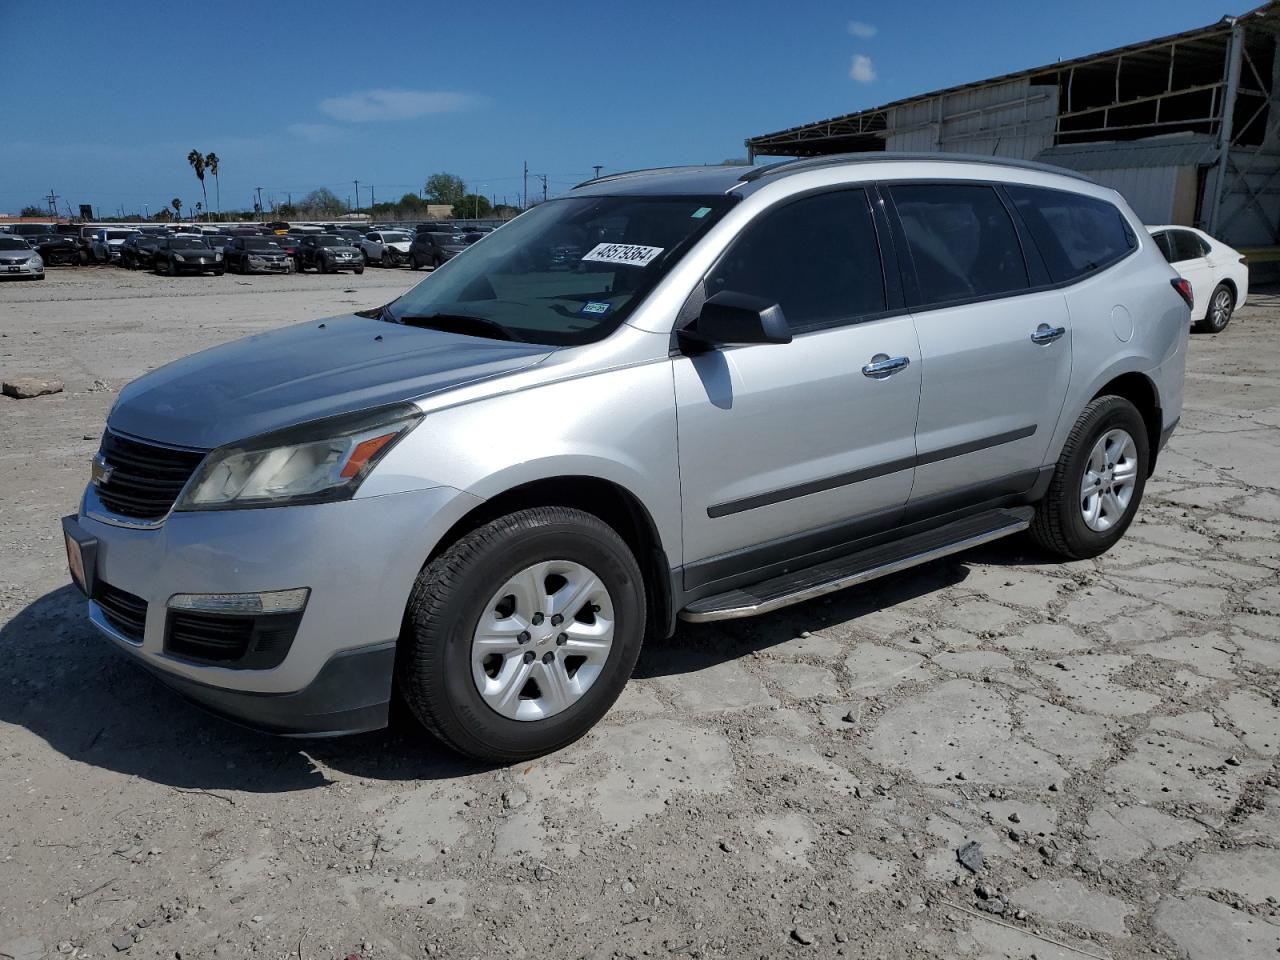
360;230;413;267
1147;225;1249;333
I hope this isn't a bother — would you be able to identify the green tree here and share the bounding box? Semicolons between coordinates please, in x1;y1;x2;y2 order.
19;203;47;217
299;187;345;217
172;197;183;220
277;203;297;219
187;150;207;220
455;193;493;219
424;173;466;206
205;152;220;217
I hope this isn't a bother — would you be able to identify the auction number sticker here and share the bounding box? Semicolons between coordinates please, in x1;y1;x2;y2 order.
581;243;664;267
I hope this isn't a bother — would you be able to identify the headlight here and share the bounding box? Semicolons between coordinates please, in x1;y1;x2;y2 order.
174;404;423;511
173;253;186;262
215;252;223;261
31;255;43;268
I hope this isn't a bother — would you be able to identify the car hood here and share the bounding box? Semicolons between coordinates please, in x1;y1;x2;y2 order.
109;314;555;449
0;251;31;261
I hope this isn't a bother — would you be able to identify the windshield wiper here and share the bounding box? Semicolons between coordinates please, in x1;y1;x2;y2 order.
395;312;524;342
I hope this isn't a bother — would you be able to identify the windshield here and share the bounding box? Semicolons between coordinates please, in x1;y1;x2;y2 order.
388;195;734;346
382;232;410;242
172;239;210;251
108;231;137;240
244;238;281;251
316;236;344;247
0;237;29;250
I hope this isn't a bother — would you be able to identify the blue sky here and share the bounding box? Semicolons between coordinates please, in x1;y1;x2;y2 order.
2;0;1243;216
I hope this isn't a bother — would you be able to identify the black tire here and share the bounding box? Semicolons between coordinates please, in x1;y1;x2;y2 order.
1195;282;1234;333
397;506;646;763
1030;395;1150;560
34;273;45;281
410;256;421;271
213;269;224;276
354;267;364;275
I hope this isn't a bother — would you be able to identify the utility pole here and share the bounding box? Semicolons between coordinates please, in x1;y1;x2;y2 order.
46;189;60;217
255;186;264;215
370;185;375;209
593;165;603;179
353;179;360;212
523;160;528;210
541;175;548;204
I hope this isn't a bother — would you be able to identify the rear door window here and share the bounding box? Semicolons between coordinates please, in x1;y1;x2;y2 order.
1152;231;1175;262
1170;230;1208;262
1005;185;1136;282
888;184;1029;306
705;189;886;332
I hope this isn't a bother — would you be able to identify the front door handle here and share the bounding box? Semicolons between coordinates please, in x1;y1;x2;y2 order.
862;354;911;379
1031;323;1066;345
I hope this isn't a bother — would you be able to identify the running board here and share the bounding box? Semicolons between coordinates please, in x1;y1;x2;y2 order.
679;506;1033;623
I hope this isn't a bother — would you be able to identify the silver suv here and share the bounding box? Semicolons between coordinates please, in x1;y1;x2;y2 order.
62;155;1191;761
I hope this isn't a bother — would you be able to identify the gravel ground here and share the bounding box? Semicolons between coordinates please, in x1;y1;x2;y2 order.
1;265;1278;960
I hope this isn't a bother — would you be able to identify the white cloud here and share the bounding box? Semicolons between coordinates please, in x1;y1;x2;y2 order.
287;123;346;142
318;89;478;122
847;20;877;38
850;54;877;84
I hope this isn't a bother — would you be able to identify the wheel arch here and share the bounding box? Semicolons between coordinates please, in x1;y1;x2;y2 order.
423;475;676;641
1091;370;1162;474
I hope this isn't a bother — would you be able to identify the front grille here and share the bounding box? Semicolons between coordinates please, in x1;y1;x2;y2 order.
166;610;303;669
95;580;148;642
95;431;207;521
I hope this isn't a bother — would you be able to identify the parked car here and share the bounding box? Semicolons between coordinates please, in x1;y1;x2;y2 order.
63;155;1189;762
268;234;304;271
263;221;291;235
0;236;43;279
296;234;364;273
31;234;80;266
360;230;413;267
119;234;165;270
152;236;224;276
408;230;468;269
1147;225;1248;333
204;234;234;254
3;223;58;241
91;228;141;263
224;236;291;274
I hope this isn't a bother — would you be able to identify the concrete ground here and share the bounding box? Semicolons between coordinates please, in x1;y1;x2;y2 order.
1;265;1277;960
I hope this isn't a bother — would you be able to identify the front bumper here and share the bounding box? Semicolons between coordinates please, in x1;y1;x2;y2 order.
245;258;291;273
1;260;43;277
173;258;222;273
70;483;481;732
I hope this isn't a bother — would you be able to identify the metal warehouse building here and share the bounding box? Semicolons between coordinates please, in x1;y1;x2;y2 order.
746;2;1280;259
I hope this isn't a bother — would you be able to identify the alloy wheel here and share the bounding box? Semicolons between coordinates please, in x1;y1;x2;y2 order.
1079;428;1139;532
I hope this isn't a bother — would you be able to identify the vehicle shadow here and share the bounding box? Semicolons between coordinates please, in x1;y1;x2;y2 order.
0;585;489;794
2;540;1055;792
636;536;1056;679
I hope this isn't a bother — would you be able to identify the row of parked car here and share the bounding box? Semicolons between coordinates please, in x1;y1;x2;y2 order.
0;220;500;280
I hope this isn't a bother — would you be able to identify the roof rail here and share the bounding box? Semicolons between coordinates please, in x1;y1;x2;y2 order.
737;151;1095;184
574;164;748;189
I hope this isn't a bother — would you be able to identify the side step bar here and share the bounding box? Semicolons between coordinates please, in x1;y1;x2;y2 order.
680;507;1033;623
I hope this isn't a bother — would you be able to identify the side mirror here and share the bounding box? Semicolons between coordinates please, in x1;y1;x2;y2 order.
679;290;791;351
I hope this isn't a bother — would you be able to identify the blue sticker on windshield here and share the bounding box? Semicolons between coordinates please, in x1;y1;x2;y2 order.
581;301;611;316
692;206;711;218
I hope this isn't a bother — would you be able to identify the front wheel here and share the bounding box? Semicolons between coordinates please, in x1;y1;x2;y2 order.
397;507;646;762
1030;395;1149;560
1196;283;1235;333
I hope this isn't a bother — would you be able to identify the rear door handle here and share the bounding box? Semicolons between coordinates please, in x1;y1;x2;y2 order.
1031;323;1066;345
862;354;911;379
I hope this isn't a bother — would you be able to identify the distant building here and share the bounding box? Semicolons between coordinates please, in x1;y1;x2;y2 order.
746;2;1280;257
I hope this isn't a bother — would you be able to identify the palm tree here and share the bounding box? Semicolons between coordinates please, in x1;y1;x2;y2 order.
172;197;183;221
205;152;220;218
187;149;207;221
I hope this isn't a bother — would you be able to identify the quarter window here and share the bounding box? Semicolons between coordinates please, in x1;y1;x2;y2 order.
705;189;886;332
889;184;1029;305
1005;185;1136;282
1170;230;1209;262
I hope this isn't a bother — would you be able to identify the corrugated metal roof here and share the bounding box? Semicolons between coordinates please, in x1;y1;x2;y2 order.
747;2;1276;149
1036;135;1220;171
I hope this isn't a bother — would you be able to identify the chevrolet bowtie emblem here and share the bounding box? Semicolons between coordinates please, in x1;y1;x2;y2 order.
91;452;114;486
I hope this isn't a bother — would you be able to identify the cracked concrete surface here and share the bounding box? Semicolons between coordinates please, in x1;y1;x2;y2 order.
1;270;1278;958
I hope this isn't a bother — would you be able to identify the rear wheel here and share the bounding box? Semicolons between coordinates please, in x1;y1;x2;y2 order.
1031;395;1149;560
397;506;645;762
1195;282;1235;333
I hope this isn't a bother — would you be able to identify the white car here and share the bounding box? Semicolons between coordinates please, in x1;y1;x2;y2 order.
1147;225;1248;333
91;228;141;264
0;236;44;279
360;229;413;267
